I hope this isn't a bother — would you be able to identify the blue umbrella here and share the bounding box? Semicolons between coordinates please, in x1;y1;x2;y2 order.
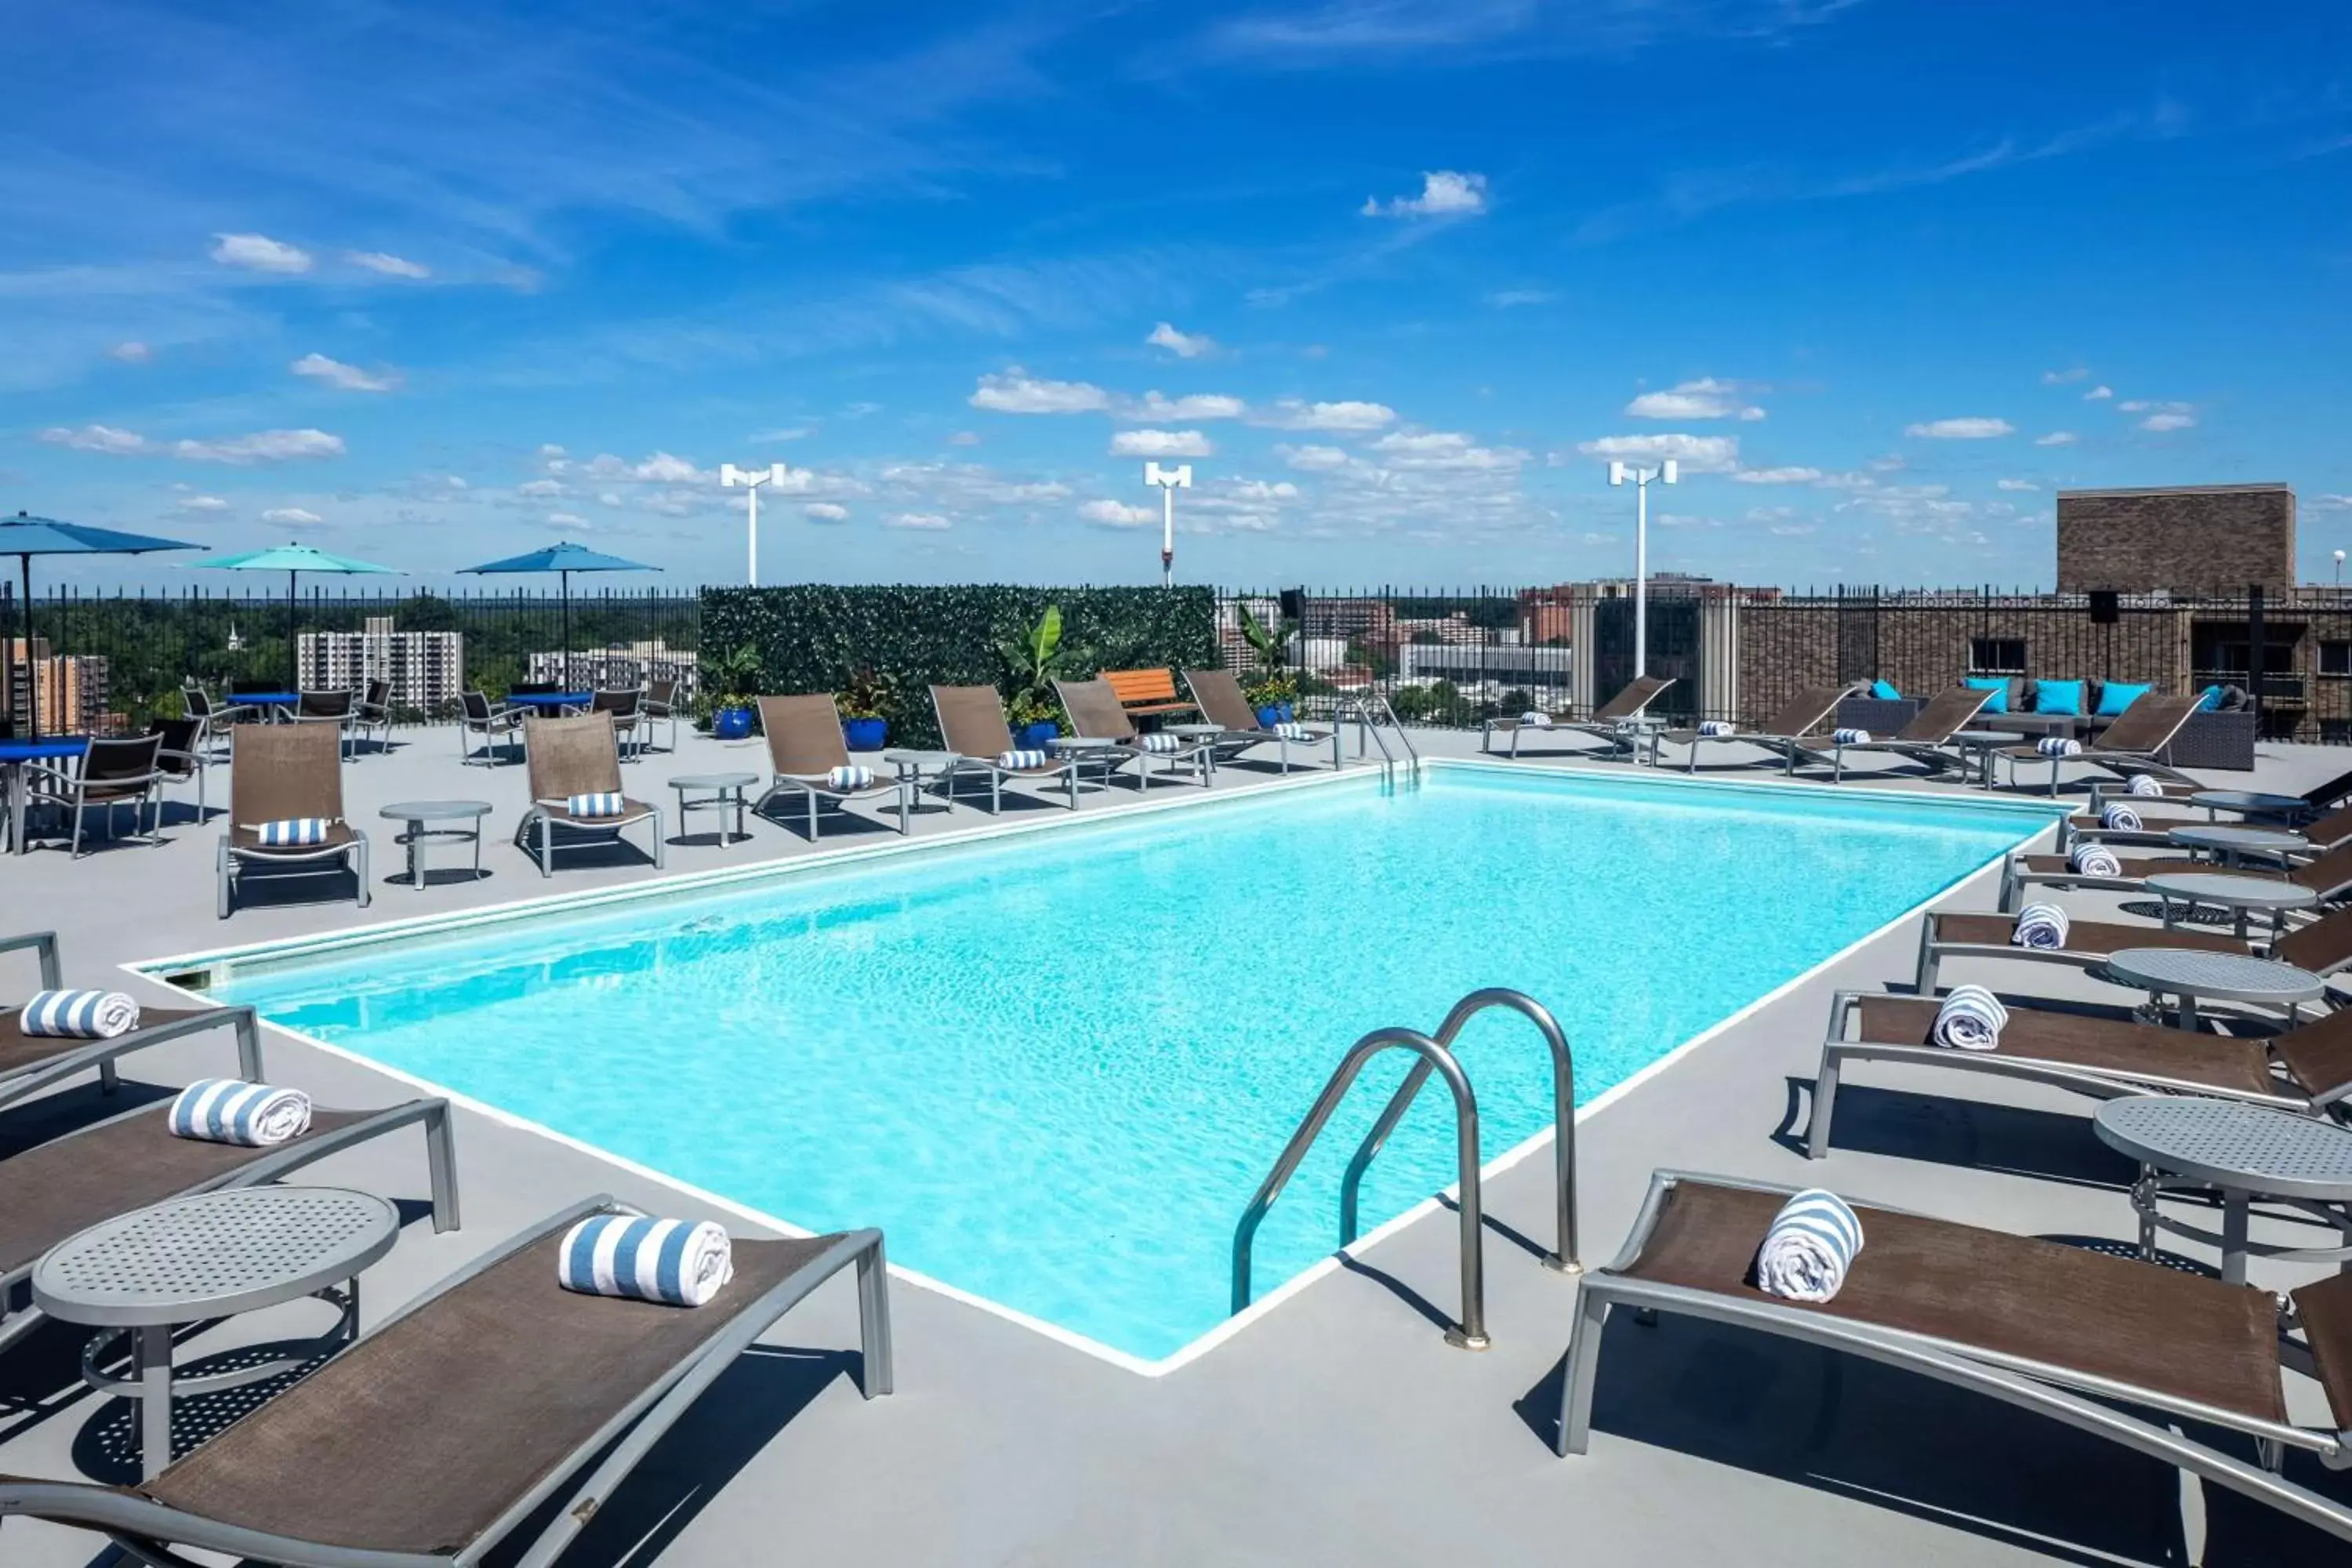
459;541;659;689
195;542;402;689
2;511;204;739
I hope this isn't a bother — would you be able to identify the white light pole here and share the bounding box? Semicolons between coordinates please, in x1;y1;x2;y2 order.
2336;549;2344;593
719;463;789;586
1608;457;1678;677
1143;461;1192;588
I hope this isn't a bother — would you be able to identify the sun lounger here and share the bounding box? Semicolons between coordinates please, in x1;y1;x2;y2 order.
1054;677;1214;789
1915;902;2352;996
930;684;1081;812
1479;674;1675;760
1997;692;2204;795
1790;685;1994;782
2064;799;2352;853
1555;1171;2352;1544
2;931;262;1116
0;1196;887;1567
1998;839;2352;912
1181;668;1339;773
753;694;912;837
1649;682;1864;774
216;724;370;919
517;713;665;877
0;1092;457;1355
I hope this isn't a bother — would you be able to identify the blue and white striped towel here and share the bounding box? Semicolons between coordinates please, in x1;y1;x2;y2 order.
1140;732;1185;753
1833;728;1871;746
1933;984;2009;1050
1272;721;1310;739
17;989;140;1038
824;765;873;790
2036;736;2083;757
996;749;1050;769
1754;1189;1864;1303
168;1078;313;1146
557;1214;734;1308
1519;710;1553;728
567;792;625;818
2127;774;2165;797
1697;720;1737;738
2012;902;2071;950
2101;802;2143;831
256;818;330;847
2070;841;2123;877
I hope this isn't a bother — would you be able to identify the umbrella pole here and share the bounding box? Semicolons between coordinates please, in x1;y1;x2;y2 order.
289;568;299;690
17;554;34;741
563;570;572;691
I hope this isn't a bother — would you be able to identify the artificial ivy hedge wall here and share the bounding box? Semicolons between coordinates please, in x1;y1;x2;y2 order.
700;585;1220;747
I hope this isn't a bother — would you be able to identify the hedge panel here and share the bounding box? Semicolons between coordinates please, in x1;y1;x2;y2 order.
700;585;1219;747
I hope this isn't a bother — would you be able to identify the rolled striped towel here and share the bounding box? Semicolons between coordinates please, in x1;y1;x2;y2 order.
1140;732;1185;753
824;764;873;790
1753;1189;1864;1303
168;1078;313;1146
568;792;626;818
2127;774;2164;797
996;749;1049;769
2036;736;2082;757
256;818;330;847
1933;984;2009;1051
557;1214;734;1308
1697;720;1737;738
2100;802;2143;831
1519;710;1553;728
1272;721;1310;739
1833;728;1871;746
2070;841;2123;877
2012;902;2071;949
17;989;140;1039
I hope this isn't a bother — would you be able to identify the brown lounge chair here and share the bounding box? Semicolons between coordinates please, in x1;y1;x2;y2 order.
929;684;1081;812
1648;682;1864;774
517;713;666;877
216;724;371;919
2;931;262;1116
1913;903;2352;994
2064;799;2352;853
1998;838;2352;913
1997;691;2203;796
1556;1171;2352;1544
753;694;911;838
1479;673;1675;760
1809;989;2352;1160
1181;667;1339;773
1792;684;1994;782
0;1091;457;1355
1055;677;1214;789
0;1196;888;1568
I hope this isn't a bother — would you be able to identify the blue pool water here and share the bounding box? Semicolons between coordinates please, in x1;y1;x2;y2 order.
201;768;2049;1362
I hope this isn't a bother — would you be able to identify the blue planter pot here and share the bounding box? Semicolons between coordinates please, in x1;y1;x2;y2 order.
841;717;887;752
713;706;753;741
1255;702;1294;728
1015;720;1060;750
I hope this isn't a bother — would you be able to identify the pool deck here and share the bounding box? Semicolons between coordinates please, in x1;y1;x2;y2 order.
5;721;2351;1566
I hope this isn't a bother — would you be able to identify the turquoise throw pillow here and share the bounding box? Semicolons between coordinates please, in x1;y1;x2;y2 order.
2034;679;2083;716
2097;680;2151;717
1964;677;2008;714
1870;679;1900;701
2199;684;2224;712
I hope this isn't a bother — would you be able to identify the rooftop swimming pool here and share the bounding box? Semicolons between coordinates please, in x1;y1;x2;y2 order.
187;765;2053;1367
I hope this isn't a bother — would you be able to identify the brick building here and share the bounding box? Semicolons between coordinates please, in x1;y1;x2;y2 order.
2057;483;2296;595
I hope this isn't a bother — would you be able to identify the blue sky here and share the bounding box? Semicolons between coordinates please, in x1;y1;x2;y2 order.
7;0;2350;592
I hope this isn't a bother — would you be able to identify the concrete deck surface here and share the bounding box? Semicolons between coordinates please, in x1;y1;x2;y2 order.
2;719;2350;1566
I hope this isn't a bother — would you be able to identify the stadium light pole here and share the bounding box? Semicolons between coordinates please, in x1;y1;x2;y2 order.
1144;462;1192;588
1608;457;1678;677
2336;549;2345;593
719;463;789;586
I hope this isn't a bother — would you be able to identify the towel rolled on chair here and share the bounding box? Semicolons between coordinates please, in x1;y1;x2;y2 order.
1933;983;2009;1050
2070;840;2123;877
17;989;141;1039
256;818;331;847
557;1214;734;1308
2012;902;2071;950
1753;1189;1865;1303
1272;720;1310;739
567;792;625;819
2036;736;2083;758
1832;728;1871;746
1519;710;1553;728
168;1078;314;1146
1697;720;1737;738
824;765;873;790
1139;732;1185;753
996;748;1050;770
2100;802;2143;831
2127;774;2165;797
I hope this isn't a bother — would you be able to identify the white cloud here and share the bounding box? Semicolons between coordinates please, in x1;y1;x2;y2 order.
209;232;313;274
1362;170;1488;219
969;368;1110;415
260;506;323;527
545;512;586;528
2120;399;2197;432
1574;433;1742;474
1277;444;1351;471
537;443;567;458
1110;429;1214;459
176;494;230;512
1731;466;1823;485
2312;495;2352;512
1254;398;1396;431
750;426;811;443
804;502;850;522
1127;390;1247;422
1904;416;2014;439
635;451;699;482
39;425;344;463
1996;477;2041;492
1079;499;1156;528
347;250;430;279
290;352;400;393
2034;430;2078;446
1368;430;1527;471
583;451;702;483
1484;289;1553;308
39;423;148;455
517;477;564;497
2042;368;2089;384
946;431;981;447
2139;411;2196;432
1230;480;1299;502
1145;322;1214;358
2083;384;2114;401
109;341;151;364
1625;377;1765;421
886;511;951;530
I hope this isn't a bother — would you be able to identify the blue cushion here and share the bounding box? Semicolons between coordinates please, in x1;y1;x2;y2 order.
1869;679;1900;701
2034;679;2083;717
2199;683;2224;712
1963;677;2009;715
2096;681;2151;717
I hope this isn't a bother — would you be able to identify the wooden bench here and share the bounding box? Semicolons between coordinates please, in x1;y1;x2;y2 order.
1102;667;1197;718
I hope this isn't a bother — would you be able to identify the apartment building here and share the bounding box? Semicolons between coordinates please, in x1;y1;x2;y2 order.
296;616;463;713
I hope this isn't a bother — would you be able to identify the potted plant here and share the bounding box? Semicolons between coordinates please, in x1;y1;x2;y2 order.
997;603;1069;750
837;666;894;752
701;642;764;740
1237;602;1298;726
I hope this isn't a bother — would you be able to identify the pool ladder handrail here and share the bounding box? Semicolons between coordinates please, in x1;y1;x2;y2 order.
1229;989;1577;1352
1333;691;1419;784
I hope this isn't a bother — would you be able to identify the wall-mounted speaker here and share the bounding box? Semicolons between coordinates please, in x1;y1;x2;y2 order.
2088;590;2120;625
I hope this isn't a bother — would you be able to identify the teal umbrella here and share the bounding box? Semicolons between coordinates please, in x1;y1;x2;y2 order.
195;542;401;688
459;541;659;689
2;511;205;739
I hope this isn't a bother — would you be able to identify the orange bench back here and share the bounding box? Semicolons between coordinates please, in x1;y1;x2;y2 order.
1102;667;1181;706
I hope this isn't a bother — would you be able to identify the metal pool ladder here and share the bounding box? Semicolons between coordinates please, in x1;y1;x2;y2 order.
1333;692;1419;786
1230;989;1577;1351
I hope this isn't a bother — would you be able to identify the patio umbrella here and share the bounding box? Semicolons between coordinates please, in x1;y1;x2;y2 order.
459;541;659;690
2;511;204;739
194;542;401;688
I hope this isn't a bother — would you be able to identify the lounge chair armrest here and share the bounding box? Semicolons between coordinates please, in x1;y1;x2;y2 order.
0;930;63;989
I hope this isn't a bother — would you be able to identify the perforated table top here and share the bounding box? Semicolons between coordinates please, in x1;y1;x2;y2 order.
2142;873;2321;911
2095;1098;2352;1201
31;1186;398;1327
2169;824;2309;855
2103;947;2325;1005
